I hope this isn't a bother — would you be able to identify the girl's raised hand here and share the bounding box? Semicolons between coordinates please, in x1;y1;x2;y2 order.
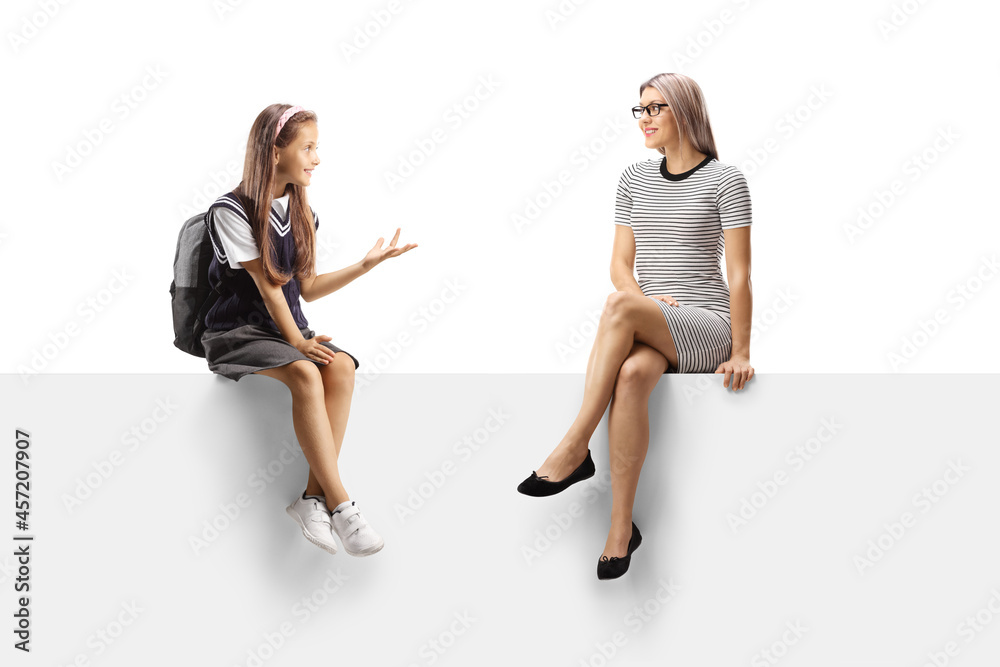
362;228;417;271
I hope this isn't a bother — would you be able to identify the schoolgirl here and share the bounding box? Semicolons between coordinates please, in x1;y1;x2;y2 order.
201;103;416;557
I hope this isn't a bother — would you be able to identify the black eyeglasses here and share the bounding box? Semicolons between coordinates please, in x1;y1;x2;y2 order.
632;103;668;119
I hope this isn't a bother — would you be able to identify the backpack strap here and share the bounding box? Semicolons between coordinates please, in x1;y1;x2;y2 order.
205;191;252;265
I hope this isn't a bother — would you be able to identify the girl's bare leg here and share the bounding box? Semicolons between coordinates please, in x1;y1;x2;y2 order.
301;353;356;498
534;292;678;481
254;354;355;506
603;342;667;558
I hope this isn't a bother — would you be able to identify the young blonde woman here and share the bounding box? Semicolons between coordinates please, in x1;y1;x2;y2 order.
517;73;754;579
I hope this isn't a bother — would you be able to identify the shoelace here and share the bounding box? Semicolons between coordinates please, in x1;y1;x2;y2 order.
532;471;549;480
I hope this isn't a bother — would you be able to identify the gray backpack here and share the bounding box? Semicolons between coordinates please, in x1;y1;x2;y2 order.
169;208;220;358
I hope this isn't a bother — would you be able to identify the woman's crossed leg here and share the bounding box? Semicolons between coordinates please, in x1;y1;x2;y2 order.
534;291;678;483
604;341;666;558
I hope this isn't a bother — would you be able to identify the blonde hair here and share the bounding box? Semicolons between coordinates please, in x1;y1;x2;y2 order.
639;73;718;160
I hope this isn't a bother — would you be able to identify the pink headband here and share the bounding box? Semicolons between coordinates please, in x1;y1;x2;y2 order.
275;105;305;140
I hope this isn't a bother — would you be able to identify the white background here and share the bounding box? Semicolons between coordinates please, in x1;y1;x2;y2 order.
3;0;999;375
3;2;1000;664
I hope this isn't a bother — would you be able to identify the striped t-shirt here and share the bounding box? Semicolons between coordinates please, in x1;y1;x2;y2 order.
614;155;752;321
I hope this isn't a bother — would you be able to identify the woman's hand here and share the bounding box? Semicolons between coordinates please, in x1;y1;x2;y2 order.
715;355;754;390
294;335;337;365
362;228;418;271
650;294;680;307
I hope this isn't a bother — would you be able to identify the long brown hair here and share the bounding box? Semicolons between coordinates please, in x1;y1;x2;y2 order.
234;103;317;286
639;73;719;161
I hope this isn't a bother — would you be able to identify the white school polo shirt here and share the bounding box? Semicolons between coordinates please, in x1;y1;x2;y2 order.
212;194;290;270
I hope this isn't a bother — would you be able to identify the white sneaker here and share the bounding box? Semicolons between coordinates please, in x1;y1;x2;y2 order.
286;495;338;555
331;501;384;557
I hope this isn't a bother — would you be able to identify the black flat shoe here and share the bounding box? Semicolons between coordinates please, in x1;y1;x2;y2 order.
597;522;642;580
516;450;595;497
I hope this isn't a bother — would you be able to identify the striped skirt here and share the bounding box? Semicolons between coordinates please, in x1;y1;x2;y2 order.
653;298;733;374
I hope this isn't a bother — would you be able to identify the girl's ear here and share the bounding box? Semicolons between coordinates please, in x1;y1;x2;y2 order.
273;146;280;165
